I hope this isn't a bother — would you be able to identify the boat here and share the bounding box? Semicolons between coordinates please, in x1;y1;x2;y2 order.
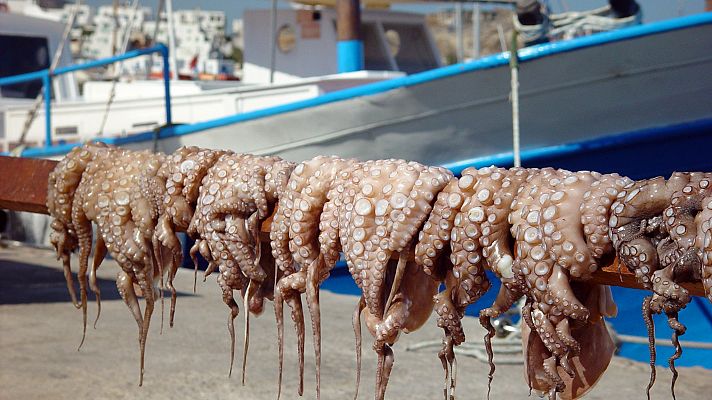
1;3;434;152
3;3;709;181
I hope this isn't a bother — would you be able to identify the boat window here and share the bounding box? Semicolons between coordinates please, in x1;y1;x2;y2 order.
362;23;391;71
277;24;296;53
0;34;50;99
381;23;438;74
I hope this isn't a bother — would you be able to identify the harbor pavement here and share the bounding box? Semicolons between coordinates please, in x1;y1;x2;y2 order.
1;245;710;399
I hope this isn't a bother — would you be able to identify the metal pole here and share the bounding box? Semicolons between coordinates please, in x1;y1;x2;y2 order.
43;74;52;148
161;46;173;126
165;0;179;81
269;0;278;83
472;3;481;59
336;0;363;72
455;2;464;62
510;30;520;167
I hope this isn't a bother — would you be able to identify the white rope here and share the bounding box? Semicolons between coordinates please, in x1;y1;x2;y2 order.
98;0;141;137
16;0;83;148
509;29;521;168
514;5;642;44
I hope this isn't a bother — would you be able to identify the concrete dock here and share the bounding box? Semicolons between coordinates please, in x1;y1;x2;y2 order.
1;245;710;399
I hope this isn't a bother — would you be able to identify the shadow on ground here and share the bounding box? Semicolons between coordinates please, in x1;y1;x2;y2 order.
0;259;192;305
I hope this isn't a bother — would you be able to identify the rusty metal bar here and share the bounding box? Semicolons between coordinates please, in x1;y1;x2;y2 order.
0;156;56;214
0;155;705;297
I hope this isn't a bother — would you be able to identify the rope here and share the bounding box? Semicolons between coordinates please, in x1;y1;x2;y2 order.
16;0;83;147
509;28;521;168
146;0;165;74
97;0;141;137
514;5;642;44
613;333;712;350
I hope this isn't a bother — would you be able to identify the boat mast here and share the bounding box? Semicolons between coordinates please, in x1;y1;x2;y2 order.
336;0;363;72
165;0;179;80
473;2;480;59
269;0;278;83
455;2;463;62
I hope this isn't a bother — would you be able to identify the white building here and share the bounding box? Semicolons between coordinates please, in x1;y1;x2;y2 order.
144;8;230;76
82;5;151;60
232;19;244;49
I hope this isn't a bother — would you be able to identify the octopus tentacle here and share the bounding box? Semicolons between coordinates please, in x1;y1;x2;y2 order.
353;296;366;400
415;178;464;279
666;311;686;400
696;195;712;302
274;271;306;398
218;266;241;378
375;343;394;400
48;143;110;309
480;284;523;399
580;174;632;260
134;260;155;387
242;279;256;385
189;239;202;292
642;296;657;400
116;270;143;332
306;256;324;399
71;187;93;350
89;234;107;329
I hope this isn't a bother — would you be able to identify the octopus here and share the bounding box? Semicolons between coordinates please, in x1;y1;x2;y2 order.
270;155;357;399
415;166;533;398
417;166;629;399
188;151;294;382
610;172;712;399
338;159;450;400
508;168;627;399
51;144;170;385
48;142;114;335
271;157;450;400
154;146;228;327
45;143;712;400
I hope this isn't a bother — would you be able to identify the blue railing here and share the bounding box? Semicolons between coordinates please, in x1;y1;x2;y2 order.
0;44;172;148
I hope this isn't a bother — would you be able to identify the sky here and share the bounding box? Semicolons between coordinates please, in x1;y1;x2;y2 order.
83;0;707;31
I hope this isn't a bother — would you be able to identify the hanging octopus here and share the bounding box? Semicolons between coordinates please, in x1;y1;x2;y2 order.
47;142;114;331
68;146;169;386
336;159;451;400
417;166;629;399
188;151;294;383
45;143;712;400
508;168;627;399
271;157;450;400
610;172;712;399
153;146;227;326
270;155;358;399
415;166;534;398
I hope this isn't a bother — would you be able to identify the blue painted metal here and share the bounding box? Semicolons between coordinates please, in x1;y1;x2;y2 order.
0;44;172;146
53;45;170;75
159;45;173;125
42;74;52;148
0;70;48;86
337;39;364;73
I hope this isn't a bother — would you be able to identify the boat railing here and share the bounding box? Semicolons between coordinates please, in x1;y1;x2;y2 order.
0;44;173;149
